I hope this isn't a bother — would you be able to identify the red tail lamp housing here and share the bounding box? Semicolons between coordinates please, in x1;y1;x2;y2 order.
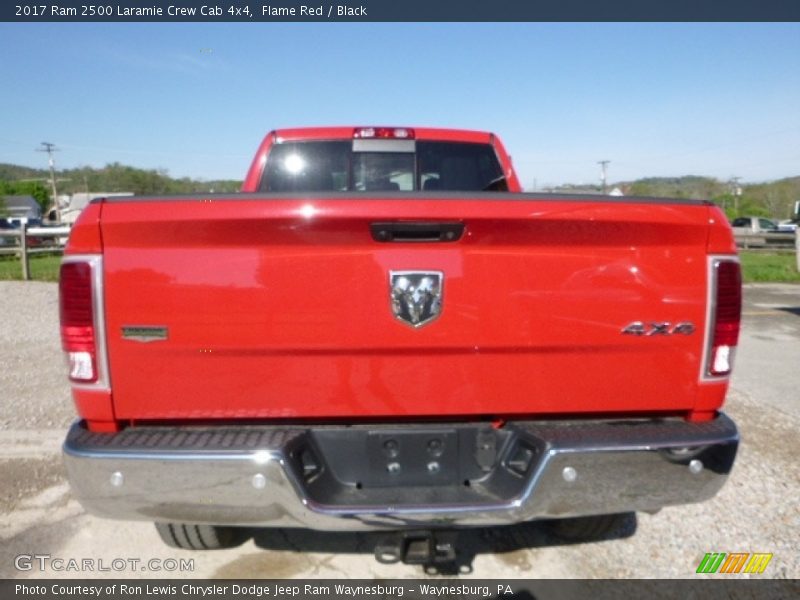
60;258;102;383
705;258;742;378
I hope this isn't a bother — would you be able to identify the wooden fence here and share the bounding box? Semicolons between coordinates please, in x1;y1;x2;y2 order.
0;224;71;280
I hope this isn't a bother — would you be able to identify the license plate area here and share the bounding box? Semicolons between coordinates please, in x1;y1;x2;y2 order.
365;429;459;487
289;424;532;509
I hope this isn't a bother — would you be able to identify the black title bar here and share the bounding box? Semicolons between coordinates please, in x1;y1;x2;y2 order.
4;0;800;22
4;579;800;600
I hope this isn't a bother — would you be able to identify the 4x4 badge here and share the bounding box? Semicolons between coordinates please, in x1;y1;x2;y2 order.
622;321;696;336
390;271;443;328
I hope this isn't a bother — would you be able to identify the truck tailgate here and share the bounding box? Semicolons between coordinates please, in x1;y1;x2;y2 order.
100;195;710;420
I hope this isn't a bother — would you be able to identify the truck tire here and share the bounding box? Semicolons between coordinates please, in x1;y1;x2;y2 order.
155;522;244;550
546;513;632;542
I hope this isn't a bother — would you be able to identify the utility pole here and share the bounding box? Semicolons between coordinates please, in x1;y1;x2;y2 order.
730;177;742;216
598;160;610;194
36;142;60;221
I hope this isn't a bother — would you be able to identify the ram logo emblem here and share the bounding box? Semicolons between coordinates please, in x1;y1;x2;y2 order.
390;271;443;328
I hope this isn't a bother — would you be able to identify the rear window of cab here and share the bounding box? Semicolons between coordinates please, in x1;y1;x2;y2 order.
259;140;507;193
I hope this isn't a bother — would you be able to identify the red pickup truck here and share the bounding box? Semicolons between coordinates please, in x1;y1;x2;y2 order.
61;127;740;560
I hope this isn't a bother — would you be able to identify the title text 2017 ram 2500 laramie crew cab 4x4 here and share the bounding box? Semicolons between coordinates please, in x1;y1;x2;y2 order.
60;127;740;561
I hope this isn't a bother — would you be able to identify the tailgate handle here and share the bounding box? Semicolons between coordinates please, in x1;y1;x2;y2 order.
370;222;464;242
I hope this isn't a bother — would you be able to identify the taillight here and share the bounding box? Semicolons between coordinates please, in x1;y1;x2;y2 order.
59;259;100;383
705;258;742;377
353;127;414;139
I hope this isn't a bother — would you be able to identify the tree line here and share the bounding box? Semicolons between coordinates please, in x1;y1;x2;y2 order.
0;162;242;215
551;175;799;220
1;162;798;221
625;176;800;220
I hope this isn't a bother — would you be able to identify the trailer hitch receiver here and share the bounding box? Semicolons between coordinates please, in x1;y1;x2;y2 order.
374;530;457;567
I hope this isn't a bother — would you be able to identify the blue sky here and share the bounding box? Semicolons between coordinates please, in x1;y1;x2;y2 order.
1;23;798;188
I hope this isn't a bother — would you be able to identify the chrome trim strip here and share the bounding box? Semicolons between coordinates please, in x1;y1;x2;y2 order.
63;447;284;463
63;415;738;530
61;254;111;392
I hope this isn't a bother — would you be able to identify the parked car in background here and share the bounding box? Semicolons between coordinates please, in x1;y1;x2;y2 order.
1;218;49;248
0;219;17;247
777;219;799;232
730;216;778;235
730;216;782;248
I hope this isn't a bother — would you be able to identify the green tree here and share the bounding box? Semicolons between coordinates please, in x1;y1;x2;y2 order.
743;177;800;219
714;193;770;220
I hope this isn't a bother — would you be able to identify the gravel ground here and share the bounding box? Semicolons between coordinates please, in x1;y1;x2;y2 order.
0;282;75;430
0;281;797;578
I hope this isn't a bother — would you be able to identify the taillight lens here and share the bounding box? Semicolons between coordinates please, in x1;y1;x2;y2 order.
707;259;742;377
59;262;97;382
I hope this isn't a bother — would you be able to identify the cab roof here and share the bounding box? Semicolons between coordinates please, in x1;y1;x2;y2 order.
272;127;494;144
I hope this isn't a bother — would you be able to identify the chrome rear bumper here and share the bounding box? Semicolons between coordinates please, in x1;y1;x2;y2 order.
63;414;738;530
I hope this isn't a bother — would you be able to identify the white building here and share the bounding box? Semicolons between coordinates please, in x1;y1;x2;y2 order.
55;192;134;224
